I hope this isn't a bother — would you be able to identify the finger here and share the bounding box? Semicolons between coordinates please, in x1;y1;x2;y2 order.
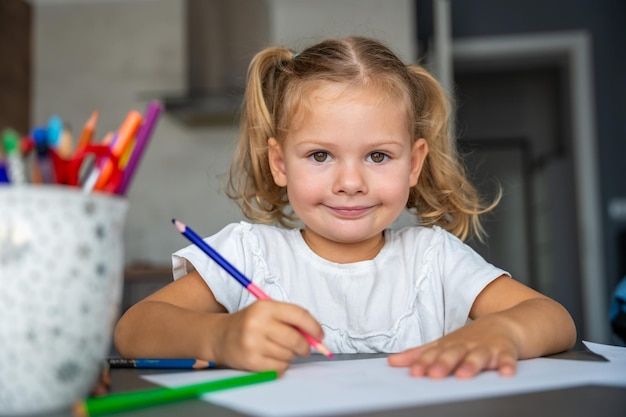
234;337;294;374
407;345;444;377
267;325;312;358
422;344;469;379
387;345;428;367
496;351;517;377
454;346;492;379
241;352;292;375
274;303;325;342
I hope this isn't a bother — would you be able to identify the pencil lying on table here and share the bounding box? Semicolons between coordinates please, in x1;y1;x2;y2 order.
74;370;277;417
107;357;215;369
172;218;334;358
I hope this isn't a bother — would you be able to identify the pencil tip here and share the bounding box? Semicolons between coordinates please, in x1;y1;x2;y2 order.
172;219;185;232
315;343;334;359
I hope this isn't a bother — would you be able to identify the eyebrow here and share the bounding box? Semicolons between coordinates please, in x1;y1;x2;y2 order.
294;138;407;148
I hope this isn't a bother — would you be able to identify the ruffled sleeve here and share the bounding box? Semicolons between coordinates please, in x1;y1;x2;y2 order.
171;222;259;312
435;229;509;334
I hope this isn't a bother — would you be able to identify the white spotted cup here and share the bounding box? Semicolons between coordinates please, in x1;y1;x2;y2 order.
0;186;128;415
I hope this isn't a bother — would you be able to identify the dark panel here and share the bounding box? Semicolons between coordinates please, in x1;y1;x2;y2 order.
0;0;31;134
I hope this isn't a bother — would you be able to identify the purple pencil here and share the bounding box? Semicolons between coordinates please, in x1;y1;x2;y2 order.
116;100;162;195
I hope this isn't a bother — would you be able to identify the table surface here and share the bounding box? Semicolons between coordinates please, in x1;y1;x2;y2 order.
44;348;626;417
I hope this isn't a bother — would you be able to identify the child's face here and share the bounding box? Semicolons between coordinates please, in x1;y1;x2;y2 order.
268;83;427;261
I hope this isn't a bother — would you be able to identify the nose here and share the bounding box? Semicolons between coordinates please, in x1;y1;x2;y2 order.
333;161;367;195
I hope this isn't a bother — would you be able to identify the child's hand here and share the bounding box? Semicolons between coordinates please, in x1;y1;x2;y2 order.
389;278;576;379
387;316;519;379
211;299;324;374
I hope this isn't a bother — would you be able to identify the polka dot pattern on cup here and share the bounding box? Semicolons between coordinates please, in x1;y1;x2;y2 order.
0;186;128;415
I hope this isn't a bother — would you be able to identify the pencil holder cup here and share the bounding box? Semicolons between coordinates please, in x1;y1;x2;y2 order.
0;185;128;415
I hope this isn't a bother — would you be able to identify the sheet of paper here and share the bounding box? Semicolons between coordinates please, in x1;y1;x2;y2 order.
143;342;626;417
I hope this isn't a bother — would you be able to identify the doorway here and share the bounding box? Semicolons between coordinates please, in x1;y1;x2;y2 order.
450;32;606;342
454;68;583;330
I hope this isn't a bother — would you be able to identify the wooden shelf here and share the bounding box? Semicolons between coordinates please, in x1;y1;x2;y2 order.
124;265;172;282
0;0;31;134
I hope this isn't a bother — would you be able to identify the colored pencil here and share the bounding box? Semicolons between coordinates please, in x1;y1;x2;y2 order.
73;370;278;417
57;128;74;158
82;132;116;193
93;110;143;191
0;159;8;183
107;358;215;369
116;100;162;196
1;128;26;185
172;219;334;358
76;110;99;154
46;115;63;148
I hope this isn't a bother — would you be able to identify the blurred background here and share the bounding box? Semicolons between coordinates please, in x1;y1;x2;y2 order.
1;0;624;345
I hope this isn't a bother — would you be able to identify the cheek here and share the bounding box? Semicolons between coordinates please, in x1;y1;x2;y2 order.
286;176;323;203
374;167;413;201
382;183;411;203
284;164;325;203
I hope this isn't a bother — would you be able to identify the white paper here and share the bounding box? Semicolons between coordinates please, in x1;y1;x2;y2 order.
143;342;626;417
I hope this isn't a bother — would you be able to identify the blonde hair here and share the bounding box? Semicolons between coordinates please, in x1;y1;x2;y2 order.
227;36;499;241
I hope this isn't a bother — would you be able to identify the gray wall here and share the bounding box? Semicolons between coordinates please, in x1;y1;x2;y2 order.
32;0;415;266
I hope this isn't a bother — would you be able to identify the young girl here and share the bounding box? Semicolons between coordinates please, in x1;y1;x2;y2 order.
114;36;576;379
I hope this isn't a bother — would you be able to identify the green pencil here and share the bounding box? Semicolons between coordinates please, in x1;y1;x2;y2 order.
73;370;278;416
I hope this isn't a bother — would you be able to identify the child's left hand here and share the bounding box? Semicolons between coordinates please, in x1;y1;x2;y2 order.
387;315;519;378
388;276;576;378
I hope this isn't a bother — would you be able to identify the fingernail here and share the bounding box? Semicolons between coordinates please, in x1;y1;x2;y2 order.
500;365;515;376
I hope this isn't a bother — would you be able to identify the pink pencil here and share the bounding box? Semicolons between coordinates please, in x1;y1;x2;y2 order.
172;218;333;358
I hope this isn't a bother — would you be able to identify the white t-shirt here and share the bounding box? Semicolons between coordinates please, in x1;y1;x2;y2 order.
172;221;508;354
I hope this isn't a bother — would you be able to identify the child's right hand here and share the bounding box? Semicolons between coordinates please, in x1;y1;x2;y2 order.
211;299;324;374
115;271;325;374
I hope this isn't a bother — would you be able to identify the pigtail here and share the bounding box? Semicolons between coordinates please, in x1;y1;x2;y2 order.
406;65;499;241
227;46;295;225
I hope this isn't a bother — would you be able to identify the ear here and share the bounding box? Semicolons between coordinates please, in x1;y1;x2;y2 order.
409;138;428;187
268;137;288;187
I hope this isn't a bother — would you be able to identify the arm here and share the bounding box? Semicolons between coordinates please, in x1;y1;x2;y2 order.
114;270;325;374
387;275;577;378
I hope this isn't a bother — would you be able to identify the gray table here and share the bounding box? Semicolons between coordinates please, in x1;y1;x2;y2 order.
39;348;626;417
103;348;626;417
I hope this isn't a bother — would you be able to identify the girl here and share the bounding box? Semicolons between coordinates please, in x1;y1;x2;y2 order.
114;36;576;379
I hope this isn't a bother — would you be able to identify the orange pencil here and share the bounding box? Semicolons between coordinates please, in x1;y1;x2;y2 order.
94;111;142;191
76;111;99;154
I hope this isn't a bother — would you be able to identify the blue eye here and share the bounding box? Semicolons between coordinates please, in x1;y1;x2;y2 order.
368;152;388;163
310;151;329;163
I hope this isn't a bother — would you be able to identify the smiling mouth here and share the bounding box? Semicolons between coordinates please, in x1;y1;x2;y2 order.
327;205;375;218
